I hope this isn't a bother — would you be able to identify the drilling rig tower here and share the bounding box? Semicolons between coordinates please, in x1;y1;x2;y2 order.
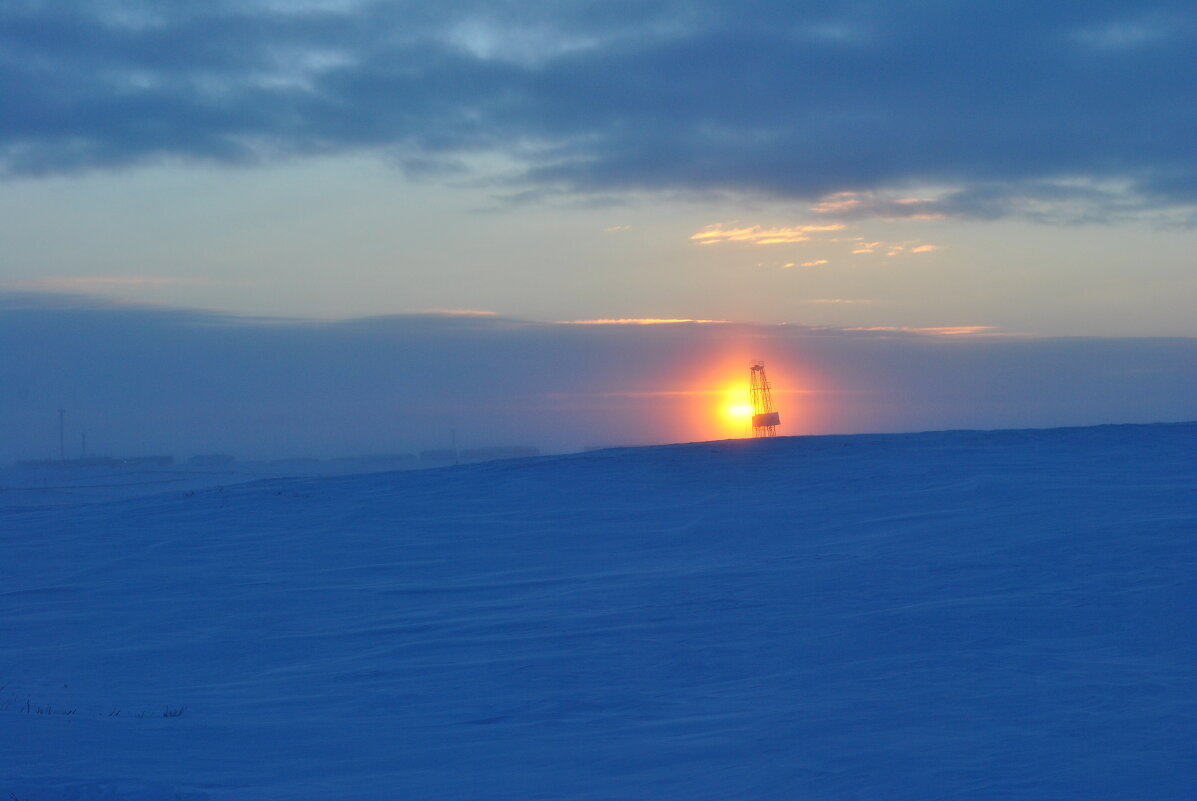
749;360;780;437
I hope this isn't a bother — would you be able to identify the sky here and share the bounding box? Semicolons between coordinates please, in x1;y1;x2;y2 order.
1;1;1196;458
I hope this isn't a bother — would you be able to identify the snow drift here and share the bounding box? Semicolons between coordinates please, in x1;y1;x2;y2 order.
3;423;1196;799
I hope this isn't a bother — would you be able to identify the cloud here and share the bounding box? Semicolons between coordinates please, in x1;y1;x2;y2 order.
8;276;208;291
810;192;948;220
3;2;1195;221
415;308;498;317
691;224;844;245
843;325;997;336
799;259;829;267
0;290;159;311
842;240;940;257
558;318;729;325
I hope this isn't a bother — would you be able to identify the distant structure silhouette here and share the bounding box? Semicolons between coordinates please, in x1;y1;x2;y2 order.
749;361;780;437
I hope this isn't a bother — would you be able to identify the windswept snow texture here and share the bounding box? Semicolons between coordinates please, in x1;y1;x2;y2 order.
3;423;1196;800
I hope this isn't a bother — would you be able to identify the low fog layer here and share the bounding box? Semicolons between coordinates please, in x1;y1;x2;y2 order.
2;293;1196;461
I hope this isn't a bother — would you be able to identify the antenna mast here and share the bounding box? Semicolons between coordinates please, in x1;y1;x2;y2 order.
749;361;780;437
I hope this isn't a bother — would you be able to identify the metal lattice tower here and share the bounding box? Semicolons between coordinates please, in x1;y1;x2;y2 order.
749;360;780;437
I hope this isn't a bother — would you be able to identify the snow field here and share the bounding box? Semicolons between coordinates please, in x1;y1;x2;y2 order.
3;423;1196;799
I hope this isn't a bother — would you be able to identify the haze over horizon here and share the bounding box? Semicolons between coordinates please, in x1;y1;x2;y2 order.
3;294;1196;462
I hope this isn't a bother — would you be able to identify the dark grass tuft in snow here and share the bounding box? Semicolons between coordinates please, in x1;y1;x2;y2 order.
2;423;1196;799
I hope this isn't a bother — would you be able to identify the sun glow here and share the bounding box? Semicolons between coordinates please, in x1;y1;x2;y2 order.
725;403;752;419
665;355;813;442
718;385;755;438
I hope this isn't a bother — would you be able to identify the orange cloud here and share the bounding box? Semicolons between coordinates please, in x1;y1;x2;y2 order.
691;223;844;245
558;318;729;325
800;259;829;267
808;190;951;220
846;325;996;336
850;241;939;257
810;192;862;213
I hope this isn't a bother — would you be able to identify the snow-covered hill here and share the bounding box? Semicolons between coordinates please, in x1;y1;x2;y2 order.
3;423;1196;800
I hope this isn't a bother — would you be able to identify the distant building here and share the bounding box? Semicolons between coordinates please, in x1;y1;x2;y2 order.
16;455;172;469
330;453;416;464
17;457;120;469
123;455;174;467
187;454;236;467
459;446;540;462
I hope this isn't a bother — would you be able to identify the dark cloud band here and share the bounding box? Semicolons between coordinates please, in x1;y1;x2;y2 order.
2;1;1195;220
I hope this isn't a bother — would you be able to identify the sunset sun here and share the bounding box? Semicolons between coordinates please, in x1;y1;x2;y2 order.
725;403;753;420
715;380;755;438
